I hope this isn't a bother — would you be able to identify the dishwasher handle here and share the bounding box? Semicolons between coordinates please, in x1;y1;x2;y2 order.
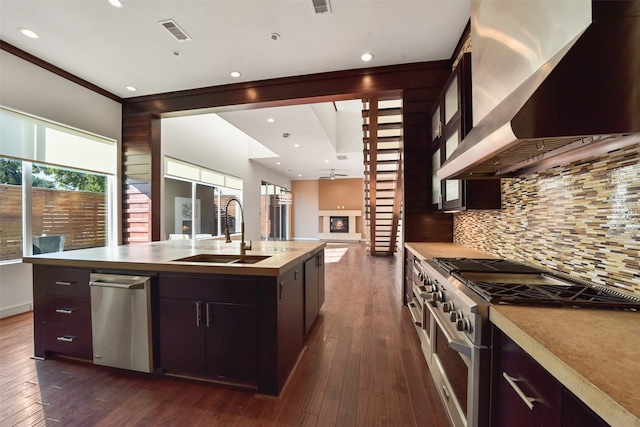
89;273;150;290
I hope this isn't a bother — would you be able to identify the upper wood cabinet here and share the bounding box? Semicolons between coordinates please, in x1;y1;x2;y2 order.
430;53;501;211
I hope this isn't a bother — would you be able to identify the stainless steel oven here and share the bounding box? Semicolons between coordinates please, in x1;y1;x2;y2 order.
419;256;640;427
407;257;430;362
421;259;491;427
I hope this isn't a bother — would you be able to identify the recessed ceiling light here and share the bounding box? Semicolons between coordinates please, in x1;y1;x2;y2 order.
270;33;281;41
108;0;123;8
18;27;39;39
276;161;281;165
297;174;302;177
267;118;275;123
361;52;374;62
230;71;241;78
126;86;137;92
324;160;329;163
293;144;300;148
171;50;182;57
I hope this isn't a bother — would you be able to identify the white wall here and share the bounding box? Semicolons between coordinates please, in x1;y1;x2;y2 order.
162;114;289;241
291;180;320;240
0;50;122;318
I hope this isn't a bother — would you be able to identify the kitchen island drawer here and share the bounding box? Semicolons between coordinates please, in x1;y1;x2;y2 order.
43;322;92;359
35;267;91;298
159;273;257;305
42;295;91;326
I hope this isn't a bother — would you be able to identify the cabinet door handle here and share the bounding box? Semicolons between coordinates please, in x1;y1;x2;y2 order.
195;302;202;327
503;372;536;410
55;281;73;286
441;385;450;401
279;281;284;299
56;335;77;342
55;308;75;314
206;303;212;327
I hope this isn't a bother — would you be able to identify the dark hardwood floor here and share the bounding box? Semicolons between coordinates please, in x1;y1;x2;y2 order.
0;243;450;426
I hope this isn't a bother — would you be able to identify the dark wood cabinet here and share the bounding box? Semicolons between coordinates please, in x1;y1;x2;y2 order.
304;251;324;335
430;53;501;211
492;329;563;427
403;248;413;305
157;274;258;385
562;388;609;427
492;328;609;427
33;265;92;360
30;255;319;397
276;264;304;384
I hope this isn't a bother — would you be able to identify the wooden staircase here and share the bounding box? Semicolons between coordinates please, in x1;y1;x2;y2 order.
362;96;403;256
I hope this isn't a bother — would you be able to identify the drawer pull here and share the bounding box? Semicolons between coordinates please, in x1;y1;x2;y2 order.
195;302;202;327
55;281;73;286
503;372;536;410
441;385;450;401
56;335;77;342
55;308;76;314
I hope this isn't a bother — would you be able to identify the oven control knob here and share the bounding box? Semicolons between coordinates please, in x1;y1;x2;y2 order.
423;276;432;285
449;310;461;322
442;302;454;313
456;317;471;332
433;291;443;302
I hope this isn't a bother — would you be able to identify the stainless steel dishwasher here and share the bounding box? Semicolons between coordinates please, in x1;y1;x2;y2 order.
89;273;153;373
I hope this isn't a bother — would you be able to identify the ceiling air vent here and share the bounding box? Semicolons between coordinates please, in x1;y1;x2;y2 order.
158;19;191;42
310;0;331;14
337;155;348;160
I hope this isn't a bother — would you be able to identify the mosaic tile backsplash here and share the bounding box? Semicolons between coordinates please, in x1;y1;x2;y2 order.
453;143;640;295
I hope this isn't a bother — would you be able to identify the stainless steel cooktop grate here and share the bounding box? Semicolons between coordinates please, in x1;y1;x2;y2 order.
467;281;640;309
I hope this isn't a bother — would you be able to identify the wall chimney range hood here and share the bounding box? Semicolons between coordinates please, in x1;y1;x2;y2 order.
438;1;640;180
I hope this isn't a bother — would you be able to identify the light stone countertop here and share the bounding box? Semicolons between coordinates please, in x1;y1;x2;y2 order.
23;239;326;277
405;242;640;427
491;305;640;427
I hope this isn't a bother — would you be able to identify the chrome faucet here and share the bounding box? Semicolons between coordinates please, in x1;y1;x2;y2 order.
224;196;251;254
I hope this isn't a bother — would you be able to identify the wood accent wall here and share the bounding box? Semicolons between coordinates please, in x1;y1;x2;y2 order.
122;115;161;244
403;87;454;242
122;61;454;244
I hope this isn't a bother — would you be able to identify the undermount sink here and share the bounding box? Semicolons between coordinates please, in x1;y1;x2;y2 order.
172;254;271;264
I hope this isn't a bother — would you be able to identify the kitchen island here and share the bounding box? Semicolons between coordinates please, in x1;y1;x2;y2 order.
23;239;326;396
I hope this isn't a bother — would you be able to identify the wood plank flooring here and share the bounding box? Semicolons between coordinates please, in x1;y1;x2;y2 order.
0;243;450;426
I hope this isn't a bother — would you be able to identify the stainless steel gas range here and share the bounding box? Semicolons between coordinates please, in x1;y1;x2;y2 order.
410;256;640;427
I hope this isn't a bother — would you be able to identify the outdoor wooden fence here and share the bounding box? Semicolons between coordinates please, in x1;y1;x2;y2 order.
0;184;107;261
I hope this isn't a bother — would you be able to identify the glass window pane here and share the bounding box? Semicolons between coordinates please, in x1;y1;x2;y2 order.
0;158;23;261
31;164;108;254
444;75;458;125
195;183;218;238
164;177;194;239
261;182;269;240
220;188;242;234
432;149;441;204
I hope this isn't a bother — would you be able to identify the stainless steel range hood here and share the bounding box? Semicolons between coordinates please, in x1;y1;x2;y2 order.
439;1;640;180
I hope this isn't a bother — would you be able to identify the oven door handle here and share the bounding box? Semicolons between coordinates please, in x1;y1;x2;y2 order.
431;310;473;359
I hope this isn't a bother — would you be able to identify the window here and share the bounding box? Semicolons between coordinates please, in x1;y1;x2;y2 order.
163;157;242;240
0;158;22;261
0;107;117;262
261;181;289;241
31;164;109;254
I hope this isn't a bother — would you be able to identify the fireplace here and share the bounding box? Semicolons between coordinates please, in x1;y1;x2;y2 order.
330;216;349;233
318;210;361;241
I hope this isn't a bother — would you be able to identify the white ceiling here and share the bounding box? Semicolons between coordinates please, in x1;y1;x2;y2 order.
0;0;470;180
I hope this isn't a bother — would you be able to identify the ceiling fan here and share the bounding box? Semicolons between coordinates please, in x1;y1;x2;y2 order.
319;169;348;180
